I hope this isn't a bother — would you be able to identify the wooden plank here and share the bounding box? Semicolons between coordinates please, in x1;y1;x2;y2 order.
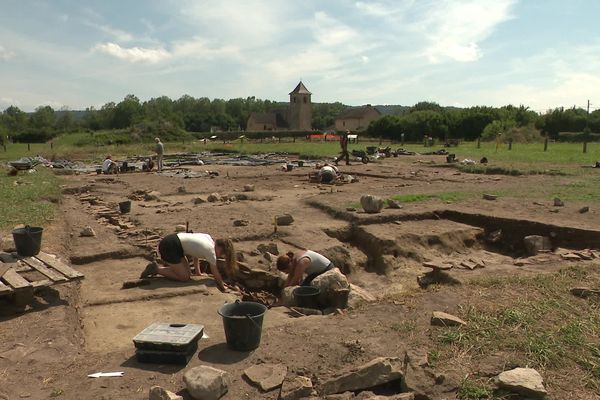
20;258;68;282
2;268;32;290
31;279;52;288
0;281;13;295
0;263;11;278
34;252;84;279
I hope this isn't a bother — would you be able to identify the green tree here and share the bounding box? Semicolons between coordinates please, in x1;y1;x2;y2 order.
113;95;142;129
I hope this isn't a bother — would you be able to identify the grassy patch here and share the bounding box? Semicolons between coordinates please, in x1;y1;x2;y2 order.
433;266;600;395
389;192;471;204
458;378;492;399
0;167;61;229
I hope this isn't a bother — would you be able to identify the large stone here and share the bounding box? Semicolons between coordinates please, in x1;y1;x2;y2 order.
257;242;279;255
193;197;206;204
280;286;299;307
523;235;552;256
149;386;183;400
386;199;403;209
244;363;287;392
276;214;294;226
207;193;221;202
175;224;186;233
319;357;404;395
553;197;564;207
431;311;466;327
360;195;384;213
243;184;255;192
496;368;547;398
80;226;96;237
401;349;443;400
144;191;161;201
233;219;249;227
311;268;350;307
280;376;313;400
183;366;229;400
347;284;376;308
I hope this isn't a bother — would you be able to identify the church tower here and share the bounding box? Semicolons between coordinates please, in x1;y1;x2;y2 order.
288;81;312;131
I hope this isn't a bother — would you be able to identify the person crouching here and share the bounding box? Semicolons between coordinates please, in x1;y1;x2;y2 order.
277;249;334;287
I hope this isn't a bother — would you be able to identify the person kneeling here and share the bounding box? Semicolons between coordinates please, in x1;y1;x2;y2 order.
141;233;237;292
277;249;334;287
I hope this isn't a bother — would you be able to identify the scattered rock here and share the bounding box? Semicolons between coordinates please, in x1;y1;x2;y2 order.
496;368;547;398
417;270;461;288
422;261;452;270
482;193;497;201
276;214;294;226
553;197;564;207
233;219;249;227
355;393;414;400
249;250;260;257
177;186;186;193
348;284;377;306
183;366;229;400
257;243;279;255
193;197;206;204
175;224;186;233
319;357;403;395
570;287;600;298
579;206;590;214
345;207;357;212
144;191;161;201
486;229;502;243
149;386;183;400
523;235;552;256
243;184;255;192
561;252;582;261
80;226;96;237
207;193;220;202
431;311;466;327
360;195;384;213
280;375;313;400
387;199;403;209
401;348;456;399
244;363;287;392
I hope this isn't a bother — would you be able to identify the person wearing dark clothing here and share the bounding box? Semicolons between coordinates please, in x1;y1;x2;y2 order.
335;131;350;165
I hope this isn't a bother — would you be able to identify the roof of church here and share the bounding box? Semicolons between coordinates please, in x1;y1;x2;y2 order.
335;105;381;120
289;81;312;95
248;110;289;128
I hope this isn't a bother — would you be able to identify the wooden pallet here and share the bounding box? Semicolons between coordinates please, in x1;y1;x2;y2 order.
0;251;84;305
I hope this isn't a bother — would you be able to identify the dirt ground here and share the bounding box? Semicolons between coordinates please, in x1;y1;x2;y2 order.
1;154;599;400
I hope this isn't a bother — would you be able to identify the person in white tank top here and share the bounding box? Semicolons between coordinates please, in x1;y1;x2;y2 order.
140;232;237;292
277;249;334;287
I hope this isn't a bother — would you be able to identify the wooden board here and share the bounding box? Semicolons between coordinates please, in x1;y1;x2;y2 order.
20;258;68;282
0;281;13;295
2;268;32;290
34;253;84;279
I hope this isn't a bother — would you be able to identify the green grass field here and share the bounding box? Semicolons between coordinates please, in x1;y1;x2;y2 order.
2;132;600;166
0;168;61;229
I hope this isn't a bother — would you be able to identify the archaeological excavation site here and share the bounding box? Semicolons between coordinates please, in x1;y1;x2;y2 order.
1;153;599;400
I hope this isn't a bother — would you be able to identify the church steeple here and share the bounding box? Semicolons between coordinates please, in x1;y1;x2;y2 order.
288;81;312;130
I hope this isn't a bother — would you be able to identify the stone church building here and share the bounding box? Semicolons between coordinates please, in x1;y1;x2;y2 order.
246;81;312;131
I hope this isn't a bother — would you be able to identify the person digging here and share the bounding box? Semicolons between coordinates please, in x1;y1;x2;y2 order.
140;233;238;292
277;249;335;287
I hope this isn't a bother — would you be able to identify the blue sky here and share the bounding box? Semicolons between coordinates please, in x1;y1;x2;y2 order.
0;0;599;112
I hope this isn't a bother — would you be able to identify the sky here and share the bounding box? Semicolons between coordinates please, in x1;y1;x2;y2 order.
0;0;599;112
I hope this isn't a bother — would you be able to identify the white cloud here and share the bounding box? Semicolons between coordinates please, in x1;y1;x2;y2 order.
82;20;134;42
0;45;14;61
171;37;241;60
420;0;516;63
95;42;171;63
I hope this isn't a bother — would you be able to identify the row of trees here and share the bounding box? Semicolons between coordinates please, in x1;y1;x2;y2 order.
2;96;599;143
0;95;351;143
367;102;600;142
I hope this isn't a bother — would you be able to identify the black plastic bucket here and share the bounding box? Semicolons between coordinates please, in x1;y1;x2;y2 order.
119;201;131;214
293;286;321;309
297;160;304;167
12;226;43;257
218;301;267;351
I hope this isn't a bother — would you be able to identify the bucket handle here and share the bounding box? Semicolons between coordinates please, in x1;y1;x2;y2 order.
227;300;262;329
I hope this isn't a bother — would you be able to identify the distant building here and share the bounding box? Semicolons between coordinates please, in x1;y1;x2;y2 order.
334;104;381;132
246;81;312;131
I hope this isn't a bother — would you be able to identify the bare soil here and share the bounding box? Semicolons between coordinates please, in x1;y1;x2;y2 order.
1;155;599;400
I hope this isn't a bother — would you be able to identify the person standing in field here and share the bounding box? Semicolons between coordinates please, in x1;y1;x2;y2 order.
335;131;350;165
154;137;164;172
